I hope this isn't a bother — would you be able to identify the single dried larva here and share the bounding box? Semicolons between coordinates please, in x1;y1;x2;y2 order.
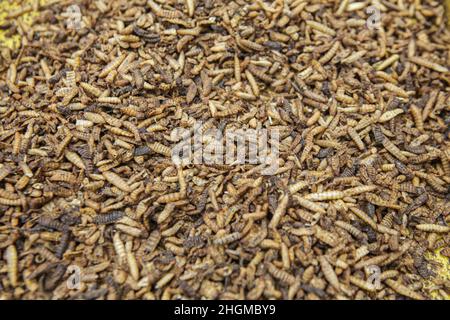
305;20;336;36
385;279;424;300
156;192;185;204
415;224;449;233
349;275;376;292
347;127;365;151
319;256;340;291
5;245;18;288
409;56;448;73
80;82;102;97
409;105;424;132
65;150;86;170
319;41;340;64
335;220;367;241
384;83;409;98
112;232;126;266
293;195;326;214
378;109;404;123
93;211;124;225
266;263;296;285
348;206;378;230
304;191;344;201
213;232;242;245
268;193;289;228
148;142;172;157
102;171;131;193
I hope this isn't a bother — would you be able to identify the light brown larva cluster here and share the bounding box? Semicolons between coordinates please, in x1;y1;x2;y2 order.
0;0;449;300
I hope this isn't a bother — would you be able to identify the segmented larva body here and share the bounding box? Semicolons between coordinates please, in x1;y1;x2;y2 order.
319;41;340;64
378;109;404;123
156;191;185;203
385;279;424;300
5;245;18;287
382;138;408;162
415;224;449;233
80;82;102;97
38;216;69;231
93;211;124;225
304;191;344;201
347;127;365;150
55;231;71;259
99;54;126;78
102;171;131;193
409;56;448;73
293;196;326;214
266;263;296;285
441;150;450;176
349;275;376;292
288;181;309;194
247;65;273;83
213;232;242;245
380;212;395;228
113;232;126;266
65;150;86;170
314;226;339;247
236;37;265;51
335;220;366;240
366;194;401;210
148;142;172;157
409;105;424;132
305;20;336;36
0;198;22;206
318;256;340;291
145;230;161;254
343;185;377;197
372;125;385;144
348;206;378;230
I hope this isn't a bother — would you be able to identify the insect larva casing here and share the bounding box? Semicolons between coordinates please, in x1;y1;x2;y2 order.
236;37;264;51
113;232;126;266
378;109;404;123
319;41;340;64
5;245;18;287
80;82;102;97
93;211;124;224
65;150;86;170
415;224;449;233
348;206;378;230
156;192;184;204
409;105;424;132
318;256;340;291
293;196;326;214
314;225;339;247
213;231;242;245
102;171;131;193
99;54;126;78
382;138;408;162
304;191;344;201
385;279;424;300
268;193;289;229
335;220;366;241
349;276;376;292
145;230;161;254
55;230;70;259
148;142;172;157
38;216;69;232
125;241;140;281
266;263;296;285
347;127;365;151
371;125;385;144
